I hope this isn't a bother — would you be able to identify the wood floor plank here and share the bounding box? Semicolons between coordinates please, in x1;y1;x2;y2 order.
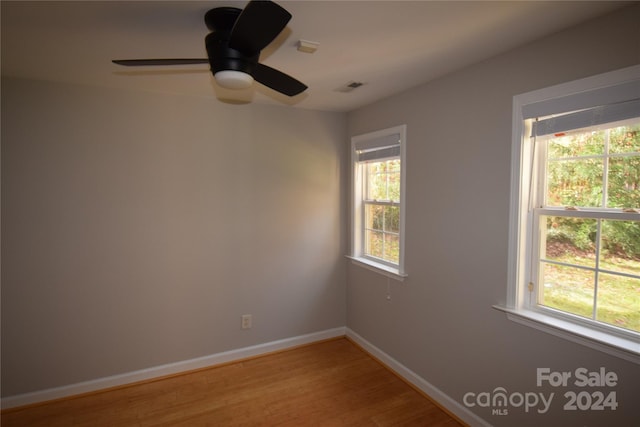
1;338;465;426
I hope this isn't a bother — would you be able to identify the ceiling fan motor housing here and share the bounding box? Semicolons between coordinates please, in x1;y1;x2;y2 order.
205;32;259;75
204;7;257;75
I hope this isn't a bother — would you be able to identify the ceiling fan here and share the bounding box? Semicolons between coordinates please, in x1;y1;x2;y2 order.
112;0;307;97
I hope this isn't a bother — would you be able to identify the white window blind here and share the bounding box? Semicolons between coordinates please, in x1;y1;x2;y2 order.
354;133;401;162
522;79;640;120
531;98;640;138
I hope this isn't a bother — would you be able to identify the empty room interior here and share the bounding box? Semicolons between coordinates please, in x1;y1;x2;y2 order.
2;1;639;426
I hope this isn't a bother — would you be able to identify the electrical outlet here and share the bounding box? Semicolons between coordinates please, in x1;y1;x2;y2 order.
241;314;252;329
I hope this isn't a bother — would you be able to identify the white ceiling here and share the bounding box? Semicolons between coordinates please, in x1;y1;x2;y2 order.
1;1;628;112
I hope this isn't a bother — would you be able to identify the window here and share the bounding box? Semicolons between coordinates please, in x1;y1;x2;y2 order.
501;65;640;362
350;125;407;279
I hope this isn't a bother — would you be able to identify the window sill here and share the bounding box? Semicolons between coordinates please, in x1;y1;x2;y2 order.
346;256;407;281
493;305;640;364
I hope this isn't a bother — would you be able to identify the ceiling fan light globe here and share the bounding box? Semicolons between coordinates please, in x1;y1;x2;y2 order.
214;70;254;89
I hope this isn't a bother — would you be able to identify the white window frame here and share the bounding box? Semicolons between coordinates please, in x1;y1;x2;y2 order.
496;65;640;364
349;125;407;280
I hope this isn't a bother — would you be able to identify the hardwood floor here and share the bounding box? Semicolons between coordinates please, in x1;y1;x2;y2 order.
1;338;464;426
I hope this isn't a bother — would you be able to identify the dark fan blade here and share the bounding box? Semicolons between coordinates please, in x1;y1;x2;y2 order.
228;1;291;55
253;63;307;96
112;59;208;66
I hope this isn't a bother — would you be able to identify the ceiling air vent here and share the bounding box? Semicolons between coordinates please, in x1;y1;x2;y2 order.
336;81;366;93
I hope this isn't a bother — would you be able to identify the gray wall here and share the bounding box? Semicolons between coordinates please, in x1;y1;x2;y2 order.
1;79;347;396
346;5;640;427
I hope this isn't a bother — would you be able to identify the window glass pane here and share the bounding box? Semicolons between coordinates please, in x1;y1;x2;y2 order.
365;162;382;200
540;263;595;319
387;165;401;201
365;230;383;259
365;204;383;232
384;206;400;233
547;131;604;158
608;124;640;154
546;158;603;207
384;234;399;264
362;159;401;266
365;205;400;233
600;220;640;276
388;160;400;172
364;203;400;265
542;216;596;268
607;156;640;209
366;159;400;201
596;273;640;333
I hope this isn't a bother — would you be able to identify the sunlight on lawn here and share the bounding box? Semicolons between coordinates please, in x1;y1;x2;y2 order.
541;256;640;333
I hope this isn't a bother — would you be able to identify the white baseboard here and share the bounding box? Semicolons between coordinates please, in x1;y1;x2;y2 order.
1;327;346;410
345;328;491;427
